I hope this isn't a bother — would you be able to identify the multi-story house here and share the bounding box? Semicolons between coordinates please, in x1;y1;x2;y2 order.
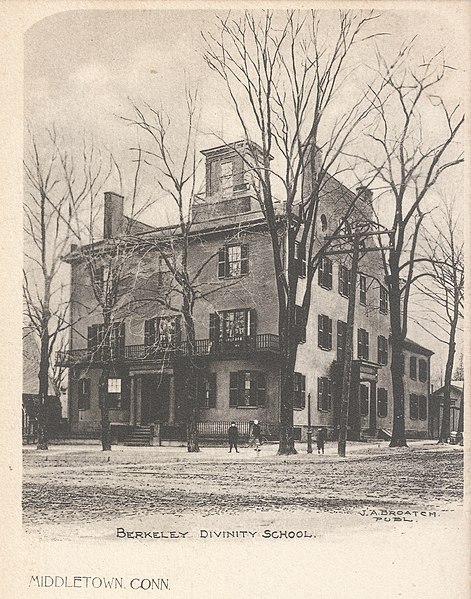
57;140;432;443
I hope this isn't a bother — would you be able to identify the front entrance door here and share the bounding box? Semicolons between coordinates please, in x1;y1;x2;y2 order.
359;383;369;430
140;374;170;425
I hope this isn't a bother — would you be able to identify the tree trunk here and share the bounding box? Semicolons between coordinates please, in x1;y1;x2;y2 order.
338;240;359;457
278;335;298;455
100;367;112;451
438;331;456;443
100;310;112;451
182;298;199;453
36;326;50;450
388;265;408;448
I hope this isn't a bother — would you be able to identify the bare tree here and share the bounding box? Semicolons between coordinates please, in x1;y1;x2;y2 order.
358;44;464;447
415;201;464;443
125;91;253;451
204;9;381;454
23;127;108;449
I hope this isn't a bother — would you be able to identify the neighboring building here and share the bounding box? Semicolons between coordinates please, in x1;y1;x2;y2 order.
57;141;433;443
23;328;63;442
429;381;464;439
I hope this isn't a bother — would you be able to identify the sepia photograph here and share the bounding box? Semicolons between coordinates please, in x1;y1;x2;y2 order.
4;2;469;597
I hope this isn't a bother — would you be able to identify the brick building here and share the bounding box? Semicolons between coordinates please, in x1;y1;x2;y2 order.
57;141;432;443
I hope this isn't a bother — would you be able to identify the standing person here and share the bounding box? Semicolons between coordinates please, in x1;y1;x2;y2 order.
228;422;239;453
251;420;262;447
317;427;326;455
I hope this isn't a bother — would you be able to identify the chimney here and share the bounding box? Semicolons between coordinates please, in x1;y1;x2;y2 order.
356;186;373;205
103;192;124;239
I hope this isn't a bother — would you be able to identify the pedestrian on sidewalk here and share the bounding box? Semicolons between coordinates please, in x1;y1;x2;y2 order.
228;422;239;453
250;420;262;447
317;427;326;455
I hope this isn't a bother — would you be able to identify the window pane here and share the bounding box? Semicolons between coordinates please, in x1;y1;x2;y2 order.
108;378;121;393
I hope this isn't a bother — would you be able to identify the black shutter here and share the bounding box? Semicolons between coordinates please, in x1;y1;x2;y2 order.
209;313;220;350
208;373;217;408
327;317;332;350
248;308;256;339
144;318;156;346
301;375;306;409
326;258;333;288
257;372;266;407
218;248;227;278
233;156;244;188
229;372;239;407
318;314;323;348
119;322;125;355
88;325;97;349
210;160;220;194
317;377;323;410
240;244;249;275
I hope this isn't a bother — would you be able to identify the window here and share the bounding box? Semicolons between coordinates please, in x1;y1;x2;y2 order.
359;275;367;305
229;371;266;407
410;394;419;420
197;373;217;408
108;377;122;409
295;305;306;343
360;384;369;416
419;359;428;382
88;322;125;359
358;328;369;360
295;242;307;278
318;314;333;350
92;265;106;294
320;214;328;231
209;308;255;350
145;316;181;349
293;373;306;410
418;395;427;420
377;335;388;365
337;320;347;362
78;379;91;410
377;388;388;417
318;256;333;289
380;285;389;314
218;244;249;278
221;161;233;196
410;356;417;380
339;265;351;297
317;377;332;411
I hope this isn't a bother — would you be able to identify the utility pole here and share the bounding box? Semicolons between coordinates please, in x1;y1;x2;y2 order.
307;393;313;453
325;223;393;458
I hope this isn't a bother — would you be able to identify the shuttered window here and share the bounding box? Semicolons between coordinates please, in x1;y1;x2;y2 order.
318;256;333;289
78;379;91;411
293;373;306;410
317;377;332;411
418;395;427;420
218;244;249;278
419;359;428;382
380;285;389;314
410;356;417;380
209;309;256;349
359;275;367;305
229;371;266;407
377;335;388;365
410;394;419;420
377;388;388;417
318;314;333;350
337;320;347;362
358;328;369;360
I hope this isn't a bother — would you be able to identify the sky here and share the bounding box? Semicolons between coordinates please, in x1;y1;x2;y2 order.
24;7;468;382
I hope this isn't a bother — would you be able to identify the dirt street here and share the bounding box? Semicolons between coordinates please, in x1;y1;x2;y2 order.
23;441;463;534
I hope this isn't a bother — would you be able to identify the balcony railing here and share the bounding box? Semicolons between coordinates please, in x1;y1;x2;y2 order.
56;333;280;366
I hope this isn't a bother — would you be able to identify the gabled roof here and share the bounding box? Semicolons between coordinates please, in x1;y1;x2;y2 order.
404;337;434;357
